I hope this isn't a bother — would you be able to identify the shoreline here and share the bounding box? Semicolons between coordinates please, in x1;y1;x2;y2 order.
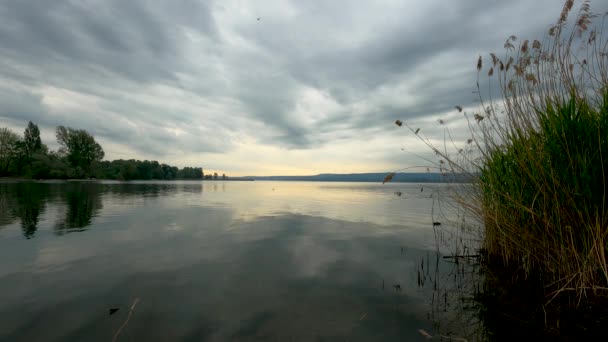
0;177;254;182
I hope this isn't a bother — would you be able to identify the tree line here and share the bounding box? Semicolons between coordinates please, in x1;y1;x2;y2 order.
0;121;205;180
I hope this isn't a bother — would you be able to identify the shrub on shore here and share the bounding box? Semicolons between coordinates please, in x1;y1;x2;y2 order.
401;0;608;302
470;0;608;300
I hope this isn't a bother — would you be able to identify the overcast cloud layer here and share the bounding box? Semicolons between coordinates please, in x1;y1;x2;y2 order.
0;0;604;175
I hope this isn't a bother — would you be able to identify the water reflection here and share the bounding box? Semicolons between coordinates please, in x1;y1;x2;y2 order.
54;184;103;235
416;249;484;340
0;180;474;341
0;181;209;236
0;184;18;227
15;184;48;238
0;214;444;341
105;182;182;198
0;183;53;238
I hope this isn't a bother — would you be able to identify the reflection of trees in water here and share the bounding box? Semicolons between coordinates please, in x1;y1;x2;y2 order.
0;183;51;238
55;184;103;235
17;192;45;239
422;223;608;340
203;182;225;193
106;183;183;198
0;182;104;237
94;182;205;199
417;251;483;341
177;182;203;195
0;183;18;227
1;181;198;237
413;205;485;341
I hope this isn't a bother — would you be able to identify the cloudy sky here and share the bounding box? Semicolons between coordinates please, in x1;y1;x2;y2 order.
0;0;603;176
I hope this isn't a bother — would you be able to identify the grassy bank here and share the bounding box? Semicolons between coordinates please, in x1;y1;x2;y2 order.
470;0;608;300
398;0;608;320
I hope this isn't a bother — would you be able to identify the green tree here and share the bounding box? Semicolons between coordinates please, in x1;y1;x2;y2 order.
56;126;104;178
176;166;202;179
150;161;162;179
19;122;49;177
23;121;43;159
0;128;20;176
161;164;178;179
137;160;153;180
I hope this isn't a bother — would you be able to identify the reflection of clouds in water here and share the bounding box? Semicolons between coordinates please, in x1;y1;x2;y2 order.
33;244;101;273
290;236;339;277
166;222;182;232
1;218;444;340
0;181;468;340
194;181;442;228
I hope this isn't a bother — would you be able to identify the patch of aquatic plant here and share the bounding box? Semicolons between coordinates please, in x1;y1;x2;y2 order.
394;0;608;305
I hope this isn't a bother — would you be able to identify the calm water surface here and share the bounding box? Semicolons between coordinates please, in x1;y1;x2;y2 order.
0;181;476;341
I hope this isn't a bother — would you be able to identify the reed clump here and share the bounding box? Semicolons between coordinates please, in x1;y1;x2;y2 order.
407;0;608;303
471;0;608;300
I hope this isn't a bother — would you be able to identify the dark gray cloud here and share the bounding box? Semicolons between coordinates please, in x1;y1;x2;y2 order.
224;0;566;144
0;0;605;171
0;0;216;83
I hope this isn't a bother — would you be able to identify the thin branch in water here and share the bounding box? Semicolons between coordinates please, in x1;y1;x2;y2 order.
112;297;140;342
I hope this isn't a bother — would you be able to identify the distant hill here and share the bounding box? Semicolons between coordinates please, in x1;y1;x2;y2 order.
234;172;473;183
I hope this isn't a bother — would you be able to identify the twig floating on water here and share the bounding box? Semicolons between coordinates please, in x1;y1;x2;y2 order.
112;297;140;342
418;329;433;339
419;328;468;341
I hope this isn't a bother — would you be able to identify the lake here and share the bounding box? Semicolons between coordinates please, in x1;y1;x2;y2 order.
0;181;480;341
